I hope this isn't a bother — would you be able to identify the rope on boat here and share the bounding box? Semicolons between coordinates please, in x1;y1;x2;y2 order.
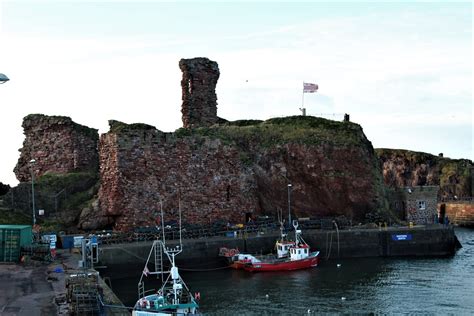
325;222;341;260
97;293;134;310
325;231;333;260
113;245;148;261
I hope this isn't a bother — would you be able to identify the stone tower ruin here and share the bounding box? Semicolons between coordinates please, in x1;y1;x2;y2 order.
179;57;220;129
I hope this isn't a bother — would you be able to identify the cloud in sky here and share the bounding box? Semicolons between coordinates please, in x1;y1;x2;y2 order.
0;1;471;186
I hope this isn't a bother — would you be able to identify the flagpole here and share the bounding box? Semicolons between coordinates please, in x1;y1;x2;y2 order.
302;82;305;108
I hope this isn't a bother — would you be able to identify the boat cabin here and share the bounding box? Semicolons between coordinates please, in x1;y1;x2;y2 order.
290;245;309;261
276;241;296;258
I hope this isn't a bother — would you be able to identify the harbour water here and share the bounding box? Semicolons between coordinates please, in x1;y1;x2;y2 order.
104;227;474;315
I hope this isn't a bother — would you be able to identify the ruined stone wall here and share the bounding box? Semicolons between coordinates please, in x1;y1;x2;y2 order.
376;149;473;200
98;121;258;231
179;57;220;129
14;114;99;182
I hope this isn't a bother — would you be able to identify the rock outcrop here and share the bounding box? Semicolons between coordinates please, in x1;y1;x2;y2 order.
376;149;473;199
97;117;387;231
179;57;220;129
14;114;99;182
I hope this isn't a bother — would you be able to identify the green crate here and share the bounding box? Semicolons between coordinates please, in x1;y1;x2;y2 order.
0;225;33;262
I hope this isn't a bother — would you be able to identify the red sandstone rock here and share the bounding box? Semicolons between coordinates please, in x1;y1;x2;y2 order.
14;114;99;182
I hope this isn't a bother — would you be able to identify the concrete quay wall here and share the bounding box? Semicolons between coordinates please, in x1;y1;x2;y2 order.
99;225;458;267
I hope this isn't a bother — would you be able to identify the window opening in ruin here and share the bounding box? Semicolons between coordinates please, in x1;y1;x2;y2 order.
226;185;230;201
417;200;426;210
188;79;192;94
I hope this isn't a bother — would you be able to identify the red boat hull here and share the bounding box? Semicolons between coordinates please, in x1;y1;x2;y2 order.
243;252;320;272
230;261;247;269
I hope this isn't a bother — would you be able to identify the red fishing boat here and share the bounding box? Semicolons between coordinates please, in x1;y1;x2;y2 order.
220;221;320;272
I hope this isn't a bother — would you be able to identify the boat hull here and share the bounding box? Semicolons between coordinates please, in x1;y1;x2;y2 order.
230;261;247;269
132;293;199;315
243;251;320;272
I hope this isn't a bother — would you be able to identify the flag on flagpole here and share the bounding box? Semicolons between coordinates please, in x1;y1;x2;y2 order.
303;82;318;93
143;266;150;277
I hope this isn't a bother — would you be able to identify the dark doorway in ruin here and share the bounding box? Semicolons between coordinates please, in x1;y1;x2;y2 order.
245;212;252;223
439;203;446;224
401;201;407;221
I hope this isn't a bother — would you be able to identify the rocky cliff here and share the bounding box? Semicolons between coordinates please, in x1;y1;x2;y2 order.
94;116;387;231
376;149;473;199
14;114;99;181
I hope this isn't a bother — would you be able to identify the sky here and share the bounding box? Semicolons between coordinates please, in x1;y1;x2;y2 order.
0;0;472;186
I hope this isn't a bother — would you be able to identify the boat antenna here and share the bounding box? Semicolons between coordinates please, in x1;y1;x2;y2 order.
293;220;299;242
178;190;183;247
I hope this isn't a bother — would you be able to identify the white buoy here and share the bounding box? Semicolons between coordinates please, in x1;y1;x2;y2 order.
341;297;346;300
265;294;269;299
307;308;311;314
337;263;341;268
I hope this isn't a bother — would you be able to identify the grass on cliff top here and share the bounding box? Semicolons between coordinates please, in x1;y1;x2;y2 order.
375;148;473;164
108;120;159;134
178;115;364;147
375;148;438;162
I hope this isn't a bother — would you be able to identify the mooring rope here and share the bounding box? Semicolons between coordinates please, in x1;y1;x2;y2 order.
326;231;333;260
178;266;232;272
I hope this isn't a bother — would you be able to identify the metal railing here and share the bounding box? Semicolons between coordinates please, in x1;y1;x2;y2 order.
95;217;352;246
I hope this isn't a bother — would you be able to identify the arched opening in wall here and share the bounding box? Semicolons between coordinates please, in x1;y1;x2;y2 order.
245;212;252;223
226;185;230;201
439;203;446;224
401;201;407;221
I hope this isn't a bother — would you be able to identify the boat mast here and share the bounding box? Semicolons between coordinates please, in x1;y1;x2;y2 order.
163;195;184;305
160;198;166;244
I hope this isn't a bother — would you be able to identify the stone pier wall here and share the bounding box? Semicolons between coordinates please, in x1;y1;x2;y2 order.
441;201;474;227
